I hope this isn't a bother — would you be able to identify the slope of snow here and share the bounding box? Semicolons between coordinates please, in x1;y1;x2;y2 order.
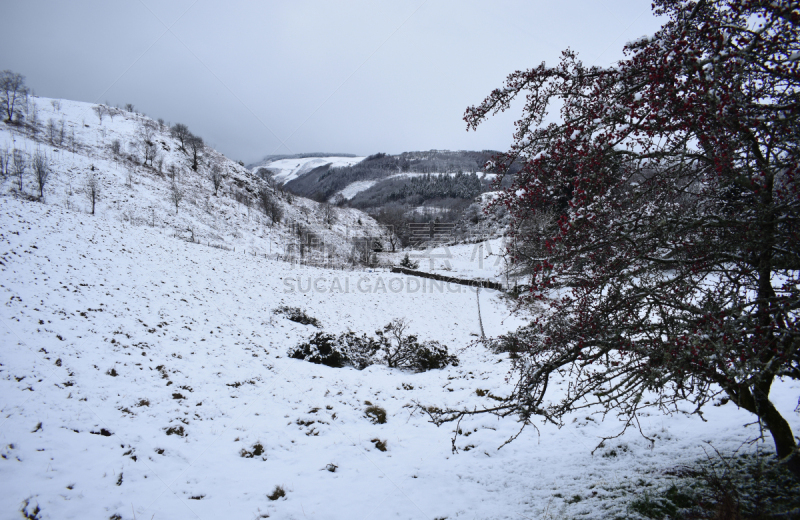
256;156;365;184
333;180;379;201
2;196;798;520
0;97;382;264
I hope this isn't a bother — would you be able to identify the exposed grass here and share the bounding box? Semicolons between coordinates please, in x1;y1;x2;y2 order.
240;442;266;460
272;306;320;327
165;425;185;437
365;405;387;424
20;498;41;520
267;485;286;501
621;449;800;519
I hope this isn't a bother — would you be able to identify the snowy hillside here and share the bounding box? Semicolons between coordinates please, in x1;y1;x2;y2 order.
2;197;799;519
0;97;383;263
253;156;365;185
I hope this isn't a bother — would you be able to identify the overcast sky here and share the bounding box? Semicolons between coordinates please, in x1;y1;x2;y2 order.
1;1;664;164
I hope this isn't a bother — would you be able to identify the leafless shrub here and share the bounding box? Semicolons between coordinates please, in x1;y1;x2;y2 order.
170;183;183;214
208;163;223;195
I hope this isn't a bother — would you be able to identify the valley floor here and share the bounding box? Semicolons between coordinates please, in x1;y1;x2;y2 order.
1;197;798;519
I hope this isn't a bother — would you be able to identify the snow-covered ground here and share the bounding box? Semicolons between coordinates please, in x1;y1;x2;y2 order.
2;196;798;520
333;180;379;201
256;156;365;185
383;238;511;286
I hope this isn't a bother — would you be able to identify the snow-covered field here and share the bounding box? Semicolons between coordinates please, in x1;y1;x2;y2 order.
2;196;799;519
256;156;365;185
383;238;510;286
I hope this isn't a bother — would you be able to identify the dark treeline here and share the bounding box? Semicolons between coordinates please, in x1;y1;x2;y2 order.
283;150;498;202
394;172;482;201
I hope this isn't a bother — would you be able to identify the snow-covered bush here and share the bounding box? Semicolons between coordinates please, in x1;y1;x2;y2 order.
288;319;458;372
338;331;380;370
272;306;320;327
288;332;348;368
398;253;419;269
373;318;458;370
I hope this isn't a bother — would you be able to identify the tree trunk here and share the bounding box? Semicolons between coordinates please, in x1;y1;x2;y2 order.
753;385;800;477
728;381;800;477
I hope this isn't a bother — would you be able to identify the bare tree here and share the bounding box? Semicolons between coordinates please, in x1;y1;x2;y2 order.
170;182;183;214
167;163;178;183
155;155;164;174
68;128;78;153
46;119;58;146
58;119;65;146
124;103;135;113
0;146;9;179
374;206;410;250
186;134;203;171
208;163;223;195
92;105;107;124
50;99;61;112
270;197;284;224
258;187;283;225
0;70;28;123
110;139;121;155
170;123;191;151
256;167;272;182
321;203;337;227
28;100;40;138
11;149;26;191
134;121;158;167
84;172;100;215
31;150;50;199
257;187;273;221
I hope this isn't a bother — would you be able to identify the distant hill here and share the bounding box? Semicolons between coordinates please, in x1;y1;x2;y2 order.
249;150;513;247
251;155;365;185
279;150;501;204
247;152;358;170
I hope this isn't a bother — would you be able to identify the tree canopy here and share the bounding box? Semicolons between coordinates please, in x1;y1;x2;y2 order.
434;0;800;474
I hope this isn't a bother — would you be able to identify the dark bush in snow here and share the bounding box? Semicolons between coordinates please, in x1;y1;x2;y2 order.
288;332;348;368
273;306;320;327
289;319;457;372
407;341;458;372
398;253;419;269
